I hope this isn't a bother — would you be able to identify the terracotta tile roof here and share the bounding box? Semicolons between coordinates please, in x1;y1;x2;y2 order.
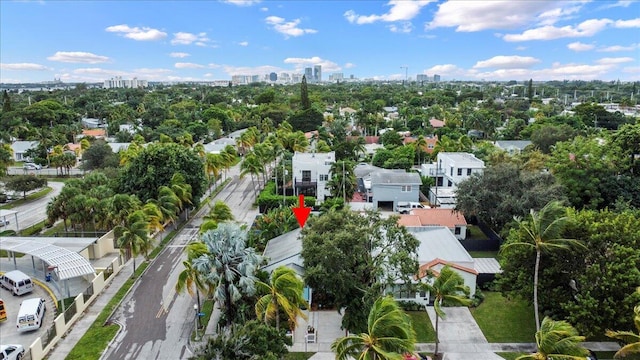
65;143;81;151
82;129;106;137
403;136;438;153
429;118;445;128
417;258;478;279
398;215;422;227
411;208;467;228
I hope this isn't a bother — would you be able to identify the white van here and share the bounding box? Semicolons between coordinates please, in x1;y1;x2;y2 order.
0;270;34;296
395;202;428;214
16;297;46;332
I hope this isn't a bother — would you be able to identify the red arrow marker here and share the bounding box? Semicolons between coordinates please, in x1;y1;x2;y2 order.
292;194;312;228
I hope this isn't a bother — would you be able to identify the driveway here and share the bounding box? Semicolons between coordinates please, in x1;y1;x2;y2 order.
425;306;503;360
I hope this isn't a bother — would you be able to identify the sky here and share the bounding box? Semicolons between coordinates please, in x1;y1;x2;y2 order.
1;0;639;84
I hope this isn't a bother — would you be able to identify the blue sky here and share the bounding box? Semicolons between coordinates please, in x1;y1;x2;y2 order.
1;0;639;83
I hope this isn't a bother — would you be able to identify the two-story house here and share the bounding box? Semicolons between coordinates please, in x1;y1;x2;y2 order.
292;151;335;203
370;170;422;211
398;208;468;240
421;152;485;208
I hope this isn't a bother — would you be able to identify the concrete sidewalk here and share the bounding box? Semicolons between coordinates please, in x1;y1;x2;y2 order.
46;258;136;360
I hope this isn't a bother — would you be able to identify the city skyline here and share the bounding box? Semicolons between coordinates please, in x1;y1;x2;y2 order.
1;0;639;84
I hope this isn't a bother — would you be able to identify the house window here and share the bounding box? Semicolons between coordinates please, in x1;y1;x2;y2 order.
427;144;434;149
454;227;461;235
467;168;472;175
302;170;311;182
450;166;454;176
457;168;463;176
447;180;452;187
401;185;411;192
319;174;328;181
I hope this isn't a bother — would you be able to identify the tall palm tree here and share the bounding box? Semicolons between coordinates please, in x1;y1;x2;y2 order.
115;210;151;273
516;317;588;360
153;186;180;229
192;223;261;327
255;266;308;331
327;160;357;201
240;153;263;197
171;173;193;218
422;265;472;357
606;287;640;359
142;202;164;238
501;200;585;332
332;296;416;360
176;241;211;330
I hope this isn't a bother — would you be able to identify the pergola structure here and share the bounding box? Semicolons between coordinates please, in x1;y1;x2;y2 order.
0;237;97;298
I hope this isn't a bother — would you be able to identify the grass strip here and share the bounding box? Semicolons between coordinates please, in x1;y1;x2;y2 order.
407;311;436;342
0;186;53;209
284;353;315;360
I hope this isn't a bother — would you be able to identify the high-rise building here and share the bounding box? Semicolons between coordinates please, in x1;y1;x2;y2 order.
269;72;277;81
329;73;344;82
416;74;429;83
313;65;322;82
433;74;441;82
103;76;148;89
304;67;313;81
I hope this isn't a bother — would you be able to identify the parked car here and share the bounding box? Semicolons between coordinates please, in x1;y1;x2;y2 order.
0;219;9;227
395;201;428;214
0;344;25;360
23;162;41;170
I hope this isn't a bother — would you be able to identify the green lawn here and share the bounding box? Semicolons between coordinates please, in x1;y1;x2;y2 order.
468;250;499;258
467;225;489;240
497;352;526;360
407;311;436;342
284;352;315;360
470;292;536;343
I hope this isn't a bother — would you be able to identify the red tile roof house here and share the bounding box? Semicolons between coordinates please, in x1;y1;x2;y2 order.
388;227;477;304
398;208;468;240
403;135;438;155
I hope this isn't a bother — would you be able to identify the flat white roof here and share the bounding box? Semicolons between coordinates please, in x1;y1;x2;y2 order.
0;238;96;280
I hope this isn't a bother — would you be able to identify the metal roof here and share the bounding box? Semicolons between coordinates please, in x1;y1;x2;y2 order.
262;229;302;269
0;238;96;280
473;258;503;274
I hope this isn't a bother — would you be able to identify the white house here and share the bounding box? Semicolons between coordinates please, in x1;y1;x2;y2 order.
291;151;335;203
370;170;422;210
398;208;468;240
422;152;484;207
390;227;477;304
494;140;532;155
10;141;39;162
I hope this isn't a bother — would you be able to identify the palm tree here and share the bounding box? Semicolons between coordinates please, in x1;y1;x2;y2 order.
142;202;164;238
501;200;585;332
327;160;357;201
240;153;263;197
153;186;180;229
332;295;416;360
115;210;151;273
176;242;211;330
516;317;588;360
255;266;308;331
606;287;640;359
422;265;472;357
171;173;193;218
200;200;235;233
192;223;261;327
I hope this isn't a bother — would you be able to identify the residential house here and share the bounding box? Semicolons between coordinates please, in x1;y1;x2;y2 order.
370;170;421;211
291;151;335;203
80;129;107;139
10;141;39;162
421;152;484;207
81;118;105;129
494;140;532;155
403;135;438;155
203;138;236;154
398;208;468;240
391;227;477;304
429;118;445;128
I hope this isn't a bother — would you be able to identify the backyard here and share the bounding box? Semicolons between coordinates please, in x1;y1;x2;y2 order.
471;292;536;343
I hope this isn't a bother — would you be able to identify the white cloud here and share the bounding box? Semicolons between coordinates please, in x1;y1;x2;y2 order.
222;0;261;6
503;18;612;42
283;56;341;72
515;46;527;51
133;68;172;74
172;32;210;45
238;41;249;46
599;1;633;9
260;7;268;11
615;18;640;28
473;55;541;69
595;57;635;64
344;62;355;69
567;41;595;51
208;63;221;69
423;64;467;77
0;63;50;71
344;0;433;25
623;66;640;73
427;1;561;31
105;24;167;41
265;16;317;38
73;68;128;76
598;43;639;52
47;51;110;63
536;4;582;26
222;64;284;76
388;22;413;33
175;62;205;69
170;52;190;58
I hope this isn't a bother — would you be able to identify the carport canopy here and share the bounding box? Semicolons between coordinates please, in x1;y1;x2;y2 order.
0;237;96;280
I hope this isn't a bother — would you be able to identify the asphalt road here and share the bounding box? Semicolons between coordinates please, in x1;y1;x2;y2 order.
101;165;259;360
1;181;64;232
